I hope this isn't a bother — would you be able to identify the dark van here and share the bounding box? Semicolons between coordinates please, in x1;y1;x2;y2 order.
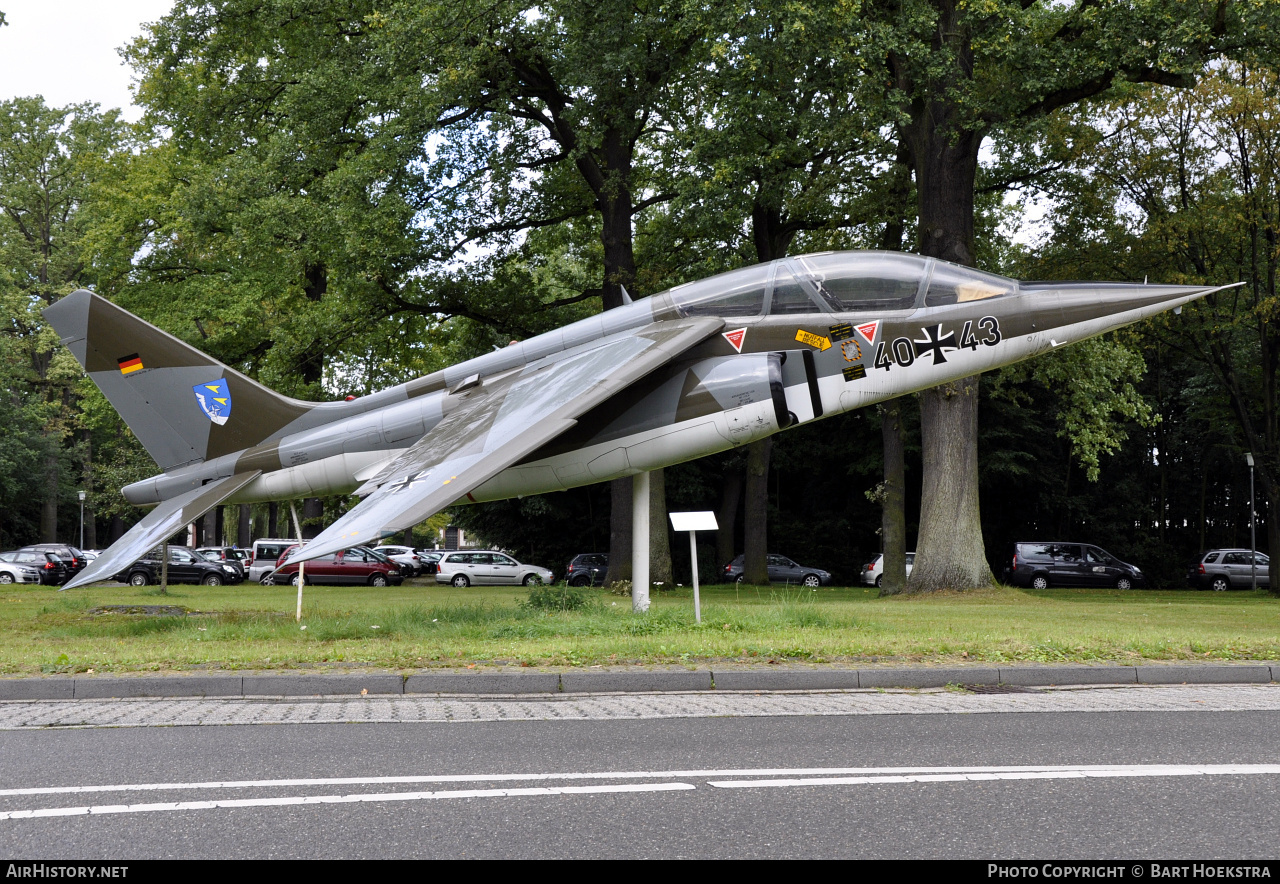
1008;542;1145;590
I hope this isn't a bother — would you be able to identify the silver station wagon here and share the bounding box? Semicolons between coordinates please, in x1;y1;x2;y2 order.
434;551;553;587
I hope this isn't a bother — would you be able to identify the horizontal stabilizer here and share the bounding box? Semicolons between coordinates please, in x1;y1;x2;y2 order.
64;471;261;589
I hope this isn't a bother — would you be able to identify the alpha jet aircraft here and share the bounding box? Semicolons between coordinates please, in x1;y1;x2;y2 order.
45;250;1232;588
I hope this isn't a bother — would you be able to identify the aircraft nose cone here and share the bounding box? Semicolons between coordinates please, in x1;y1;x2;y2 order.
1021;281;1219;330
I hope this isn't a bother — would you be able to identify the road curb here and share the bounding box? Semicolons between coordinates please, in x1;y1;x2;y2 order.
0;664;1274;700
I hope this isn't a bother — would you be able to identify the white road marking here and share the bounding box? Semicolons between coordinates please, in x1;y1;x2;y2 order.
5;764;1280;804
0;782;695;820
707;764;1280;789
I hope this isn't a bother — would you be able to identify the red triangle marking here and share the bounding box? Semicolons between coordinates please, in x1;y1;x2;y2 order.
855;320;880;343
722;327;747;353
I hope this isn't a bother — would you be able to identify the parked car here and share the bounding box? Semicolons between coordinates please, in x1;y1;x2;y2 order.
1187;549;1270;591
0;550;68;585
196;547;248;579
861;552;916;587
17;543;89;582
373;545;424;577
1007;542;1144;589
268;544;403;586
416;550;444;575
0;553;48;584
435;551;553;587
247;538;298;583
565;553;609;586
116;546;244;586
723;554;832;586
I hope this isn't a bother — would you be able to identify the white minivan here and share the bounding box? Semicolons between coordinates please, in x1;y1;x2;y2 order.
248;538;298;583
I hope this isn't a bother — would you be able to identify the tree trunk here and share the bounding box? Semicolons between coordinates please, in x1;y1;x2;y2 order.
202;508;217;549
907;375;993;591
902;58;989;591
743;438;772;584
268;501;279;538
592;129;645;585
648;467;673;585
302;497;323;540
608;477;633;582
40;451;58;543
1260;470;1280;598
238;504;251;548
109;515;124;544
714;469;743;579
878;400;908;596
81;429;97;549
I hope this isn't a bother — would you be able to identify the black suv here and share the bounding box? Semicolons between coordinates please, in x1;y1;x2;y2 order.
195;547;248;579
565;553;609;586
1188;549;1270;591
17;544;88;582
1008;542;1145;590
115;546;244;586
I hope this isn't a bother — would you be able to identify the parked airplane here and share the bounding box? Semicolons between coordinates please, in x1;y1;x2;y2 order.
45;251;1233;588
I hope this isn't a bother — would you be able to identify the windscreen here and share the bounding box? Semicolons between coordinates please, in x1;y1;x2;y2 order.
793;252;929;311
668;264;770;317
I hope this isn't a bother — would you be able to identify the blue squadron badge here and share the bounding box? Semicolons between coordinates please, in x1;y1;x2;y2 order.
193;379;232;426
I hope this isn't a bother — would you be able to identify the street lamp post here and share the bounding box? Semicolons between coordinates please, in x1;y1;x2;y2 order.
77;490;86;550
1247;453;1257;592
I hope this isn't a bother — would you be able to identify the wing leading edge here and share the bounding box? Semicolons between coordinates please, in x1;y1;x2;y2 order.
64;471;262;589
286;317;725;565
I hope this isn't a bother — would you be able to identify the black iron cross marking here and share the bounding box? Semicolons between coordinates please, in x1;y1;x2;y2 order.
913;324;958;366
388;470;432;493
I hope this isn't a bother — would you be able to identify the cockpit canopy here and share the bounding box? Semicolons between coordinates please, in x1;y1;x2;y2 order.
667;251;1018;317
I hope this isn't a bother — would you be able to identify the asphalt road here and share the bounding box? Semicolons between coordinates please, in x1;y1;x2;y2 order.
3;705;1280;859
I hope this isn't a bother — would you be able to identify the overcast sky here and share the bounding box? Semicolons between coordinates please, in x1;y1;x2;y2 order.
0;1;175;120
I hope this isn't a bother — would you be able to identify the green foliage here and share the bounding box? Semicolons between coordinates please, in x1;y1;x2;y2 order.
523;584;591;613
0;97;130;546
990;337;1157;481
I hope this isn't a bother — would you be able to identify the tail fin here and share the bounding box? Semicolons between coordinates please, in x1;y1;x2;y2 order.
44;289;314;470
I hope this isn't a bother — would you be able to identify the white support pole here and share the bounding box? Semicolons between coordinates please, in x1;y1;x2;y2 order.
632;471;650;613
289;501;305;622
689;531;701;624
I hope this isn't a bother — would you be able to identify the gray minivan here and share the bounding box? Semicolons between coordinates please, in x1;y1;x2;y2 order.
1008;542;1145;590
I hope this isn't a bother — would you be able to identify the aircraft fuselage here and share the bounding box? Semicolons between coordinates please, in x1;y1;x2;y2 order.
121;275;1213;510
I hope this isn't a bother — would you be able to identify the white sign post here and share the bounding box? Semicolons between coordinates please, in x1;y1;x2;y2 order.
289;501;305;623
669;511;718;624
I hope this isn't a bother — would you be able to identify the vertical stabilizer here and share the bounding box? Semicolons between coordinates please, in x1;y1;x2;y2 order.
43;290;314;470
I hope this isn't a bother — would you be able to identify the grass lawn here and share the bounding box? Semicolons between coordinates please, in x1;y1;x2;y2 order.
2;579;1279;675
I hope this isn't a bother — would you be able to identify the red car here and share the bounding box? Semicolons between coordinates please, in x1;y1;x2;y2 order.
267;545;403;587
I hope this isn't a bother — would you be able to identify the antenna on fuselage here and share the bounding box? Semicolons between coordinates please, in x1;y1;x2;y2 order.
620;285;634;305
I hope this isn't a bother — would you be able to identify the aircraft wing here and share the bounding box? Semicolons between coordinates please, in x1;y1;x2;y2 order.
64;471;262;589
285;317;724;565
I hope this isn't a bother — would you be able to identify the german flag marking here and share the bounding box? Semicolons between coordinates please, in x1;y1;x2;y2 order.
117;354;144;375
